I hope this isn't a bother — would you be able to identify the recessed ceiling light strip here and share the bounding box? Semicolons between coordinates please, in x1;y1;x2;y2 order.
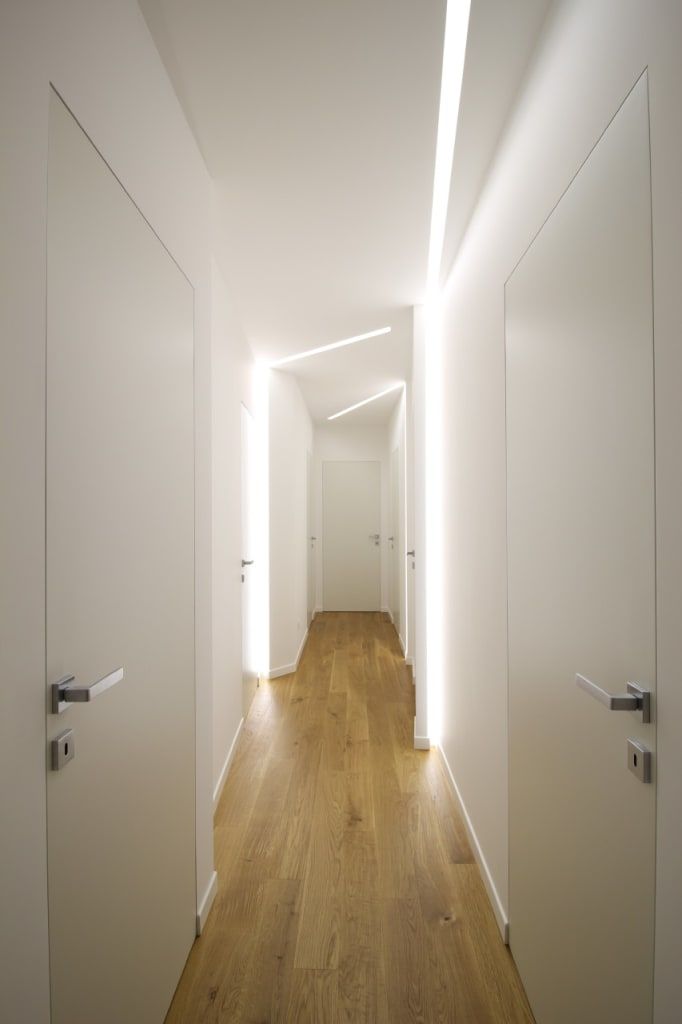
269;326;391;368
327;383;404;421
426;0;471;299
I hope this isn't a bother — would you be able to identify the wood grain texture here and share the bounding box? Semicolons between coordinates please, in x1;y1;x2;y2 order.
165;612;534;1023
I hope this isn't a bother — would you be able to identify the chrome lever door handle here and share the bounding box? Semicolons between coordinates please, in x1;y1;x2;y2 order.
52;667;124;714
575;674;651;723
241;559;254;567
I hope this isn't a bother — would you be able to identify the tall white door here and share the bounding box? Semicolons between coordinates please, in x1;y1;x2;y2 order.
306;449;315;626
389;447;401;632
506;77;655;1023
323;461;381;611
241;404;259;713
46;92;196;1023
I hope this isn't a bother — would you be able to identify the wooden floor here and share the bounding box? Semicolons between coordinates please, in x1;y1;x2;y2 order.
166;612;534;1023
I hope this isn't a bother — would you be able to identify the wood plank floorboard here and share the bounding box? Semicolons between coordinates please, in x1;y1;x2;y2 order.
166;612;534;1023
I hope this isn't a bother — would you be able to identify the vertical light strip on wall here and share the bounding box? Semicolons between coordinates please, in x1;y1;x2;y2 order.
255;362;271;676
424;0;471;742
426;0;471;301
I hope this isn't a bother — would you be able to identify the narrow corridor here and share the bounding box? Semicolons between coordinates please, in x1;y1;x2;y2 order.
166;613;533;1023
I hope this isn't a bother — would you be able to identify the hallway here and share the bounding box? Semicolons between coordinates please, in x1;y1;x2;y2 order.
166;614;533;1023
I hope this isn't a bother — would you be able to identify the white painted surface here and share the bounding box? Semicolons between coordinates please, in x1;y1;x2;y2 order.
211;261;257;793
47;91;196;1023
213;718;244;814
278;321;411;426
140;0;445;366
411;308;428;743
435;3;682;1020
240;404;259;713
389;448;401;631
267;627;310;680
404;373;416;678
196;871;218;936
314;422;393;612
507;77;655;1023
386;388;408;655
438;745;508;942
306;450;316;626
0;4;213;1021
323;462;382;611
268;371;313;674
440;0;551;284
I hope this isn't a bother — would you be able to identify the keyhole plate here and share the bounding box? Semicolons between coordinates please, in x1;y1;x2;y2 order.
51;728;75;771
627;737;651;783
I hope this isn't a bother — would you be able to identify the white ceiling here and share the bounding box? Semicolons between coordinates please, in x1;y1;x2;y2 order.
139;0;552;425
139;0;446;423
440;0;552;283
277;308;411;424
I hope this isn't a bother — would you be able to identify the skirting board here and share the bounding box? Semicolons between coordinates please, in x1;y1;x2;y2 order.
196;870;217;936
267;625;309;680
437;745;510;944
414;734;431;751
213;717;244;815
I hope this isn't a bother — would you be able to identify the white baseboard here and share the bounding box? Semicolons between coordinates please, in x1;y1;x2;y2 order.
413;720;430;750
267;662;297;679
213;717;244;814
437;745;509;944
196;870;217;936
267;626;309;680
382;605;393;621
405;655;413;667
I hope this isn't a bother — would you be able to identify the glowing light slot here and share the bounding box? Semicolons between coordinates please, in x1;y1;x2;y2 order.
426;0;471;301
421;0;471;745
327;382;404;422
254;362;271;677
269;326;392;368
424;298;445;744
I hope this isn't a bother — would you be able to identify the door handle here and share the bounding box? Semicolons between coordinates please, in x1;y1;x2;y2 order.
241;559;254;567
575;674;651;723
52;667;124;714
406;550;415;558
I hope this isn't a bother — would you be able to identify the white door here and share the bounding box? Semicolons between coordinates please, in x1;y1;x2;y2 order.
389;447;401;632
323;461;381;611
46;92;196;1023
241;403;259;712
306;449;315;626
506;77;655;1024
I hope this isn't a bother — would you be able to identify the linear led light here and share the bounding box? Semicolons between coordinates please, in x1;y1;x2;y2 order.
269;326;392;368
426;0;471;299
327;383;404;421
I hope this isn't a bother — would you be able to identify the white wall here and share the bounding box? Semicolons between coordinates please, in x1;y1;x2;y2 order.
0;3;214;1020
434;2;682;1018
211;259;256;806
268;371;313;674
386;390;408;654
411;307;429;746
314;421;392;614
